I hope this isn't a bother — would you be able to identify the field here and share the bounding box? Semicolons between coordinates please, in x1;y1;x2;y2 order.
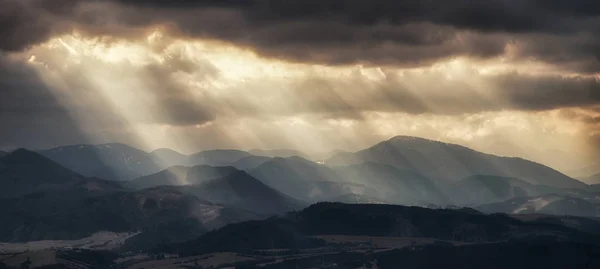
0;231;138;253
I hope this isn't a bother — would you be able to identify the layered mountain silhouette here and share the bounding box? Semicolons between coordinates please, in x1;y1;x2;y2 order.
126;165;239;189
188;149;253;167
327;136;586;189
0;150;7;157
0;150;268;243
38;143;162;181
127;164;302;215
249;149;307;158
584;172;600;184
332;162;450;205
448;175;561;206
150;148;189;167
173;171;304;215
38;146;259;181
0;149;121;197
230;155;271;170
248;156;378;202
2;135;593;248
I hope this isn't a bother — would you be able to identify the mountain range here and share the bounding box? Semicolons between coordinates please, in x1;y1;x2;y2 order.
327;136;586;189
170;202;600;256
2;135;599;251
0;150;288;243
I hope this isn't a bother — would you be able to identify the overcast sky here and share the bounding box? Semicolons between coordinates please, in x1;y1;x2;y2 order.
1;0;600;172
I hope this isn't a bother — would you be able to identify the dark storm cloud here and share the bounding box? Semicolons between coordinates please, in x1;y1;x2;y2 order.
0;55;96;149
141;55;217;126
0;50;217;150
111;0;598;33
289;71;600;118
495;74;600;110
1;0;600;71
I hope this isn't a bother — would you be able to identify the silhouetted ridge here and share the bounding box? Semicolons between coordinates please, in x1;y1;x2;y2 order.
0;185;261;243
2;148;79;176
327;135;586;189
230;155;271;170
0;149;93;197
127;165;239;189
188;149;253;166
187;170;304;215
38;143;162;181
172;202;600;256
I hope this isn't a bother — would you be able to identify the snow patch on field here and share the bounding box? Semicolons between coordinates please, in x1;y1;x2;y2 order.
513;196;561;214
0;231;139;253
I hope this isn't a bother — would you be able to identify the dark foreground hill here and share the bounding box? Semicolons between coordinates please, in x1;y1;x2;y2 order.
0;187;262;243
257;240;600;269
128;165;304;215
169;202;600;256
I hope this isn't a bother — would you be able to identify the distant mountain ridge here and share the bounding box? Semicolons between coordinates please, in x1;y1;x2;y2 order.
249;149;307;158
584;172;600;184
0;149;121;197
126;165;239;189
248;156;376;202
36;137;585;190
128;166;303;215
326;136;586;189
170;202;600;256
449;175;561;206
26;137;590;213
38;143;162;181
38;145;260;181
0;150;265;243
175;170;305;215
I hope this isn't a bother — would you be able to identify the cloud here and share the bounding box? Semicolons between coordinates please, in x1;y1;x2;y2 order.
1;0;599;72
0;55;109;149
285;69;600;118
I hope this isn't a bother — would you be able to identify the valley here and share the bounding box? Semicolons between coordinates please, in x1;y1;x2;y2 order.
1;136;600;268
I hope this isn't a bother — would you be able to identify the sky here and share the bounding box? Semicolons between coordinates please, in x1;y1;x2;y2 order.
1;0;600;172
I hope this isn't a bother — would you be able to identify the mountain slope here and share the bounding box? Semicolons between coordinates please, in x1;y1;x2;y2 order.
332;162;450;205
126;165;238;189
0;150;7;157
449;175;561;206
249;157;377;202
188;149;253;166
0;187;261;243
0;149;121;197
249;149;307;158
176;171;304;215
150;148;189;167
327;136;586;189
477;194;600;217
584;172;600;184
38;143;161;181
231;155;271;170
